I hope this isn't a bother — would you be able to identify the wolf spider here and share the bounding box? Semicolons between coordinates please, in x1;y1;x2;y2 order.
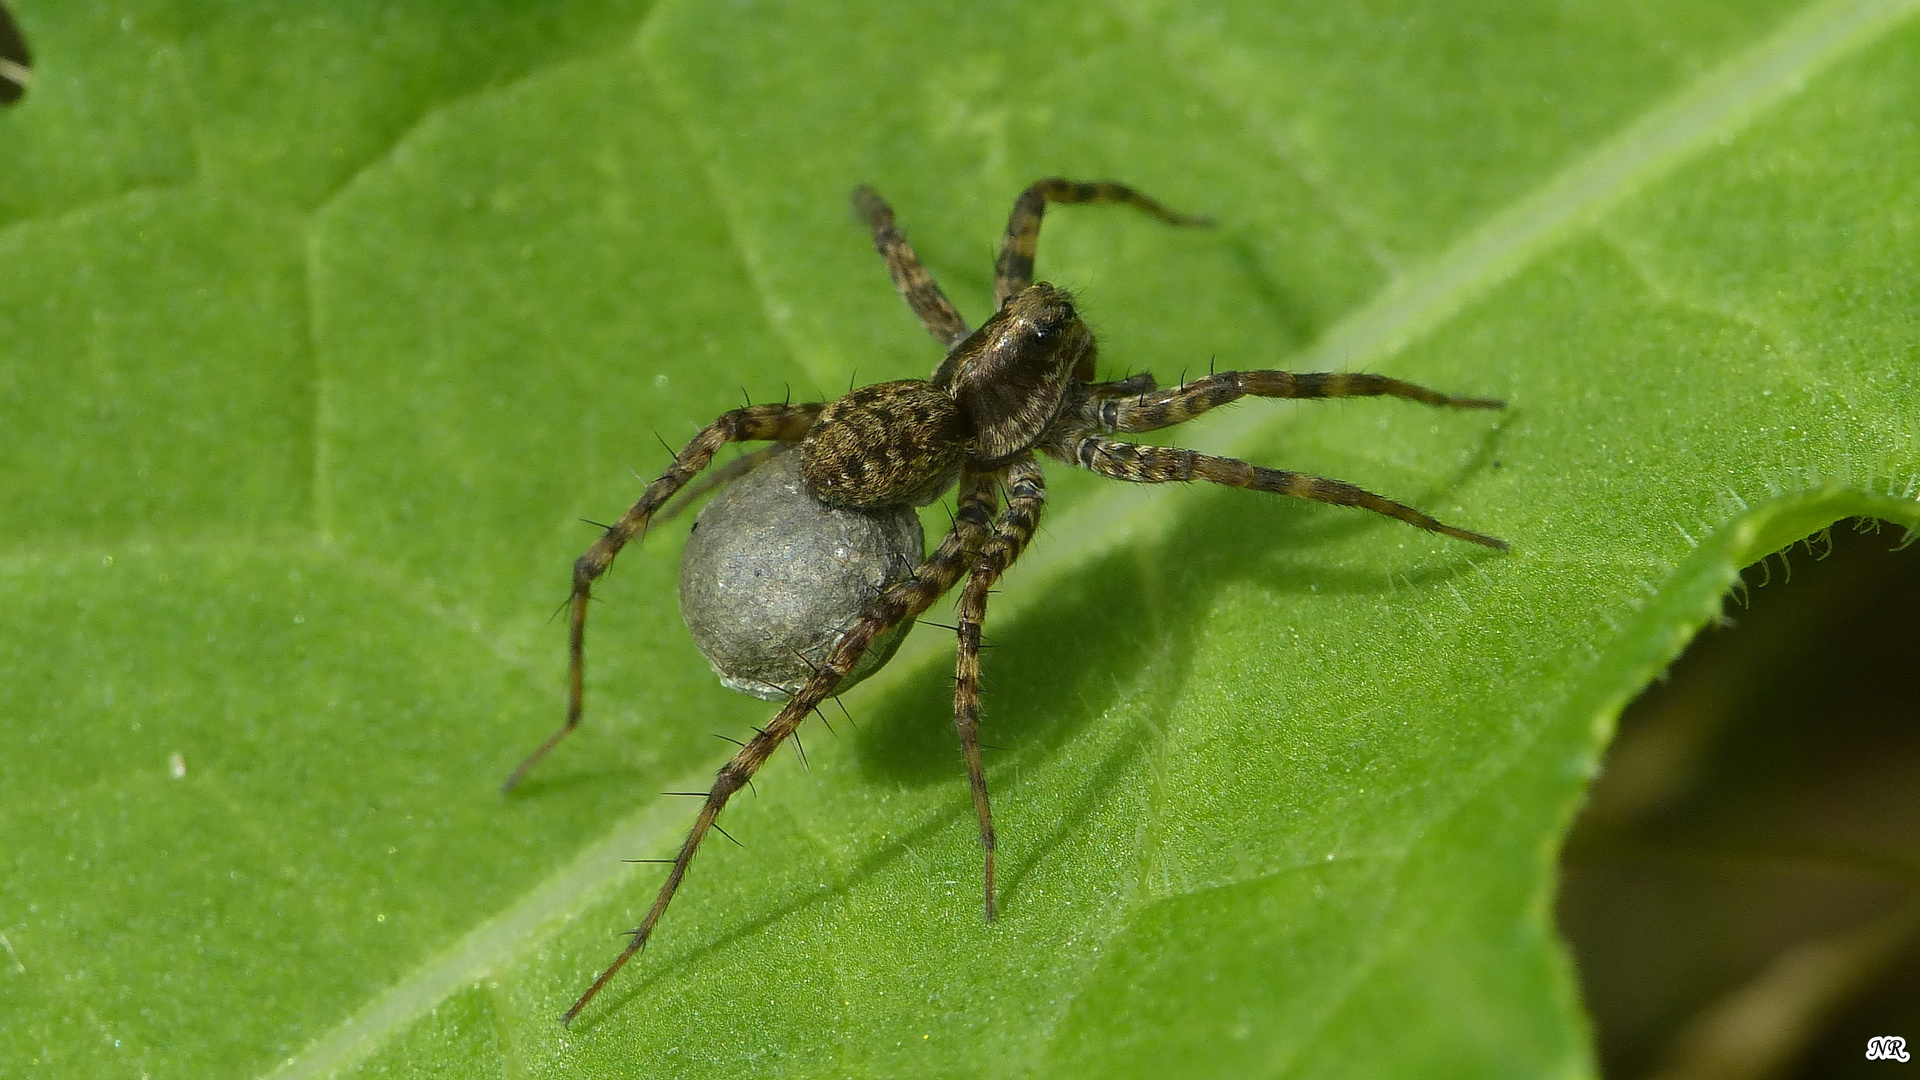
505;178;1507;1023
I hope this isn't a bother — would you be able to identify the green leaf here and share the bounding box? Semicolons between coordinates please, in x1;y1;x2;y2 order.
2;1;1915;1077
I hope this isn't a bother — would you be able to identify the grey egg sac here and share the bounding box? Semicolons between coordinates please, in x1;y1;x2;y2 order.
678;446;924;700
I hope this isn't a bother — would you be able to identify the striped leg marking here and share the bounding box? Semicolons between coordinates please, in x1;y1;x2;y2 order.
1081;370;1504;434
854;185;971;348
992;178;1210;308
1053;435;1506;550
952;456;1046;921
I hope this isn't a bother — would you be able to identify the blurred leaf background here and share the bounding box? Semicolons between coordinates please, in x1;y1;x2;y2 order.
0;1;1915;1078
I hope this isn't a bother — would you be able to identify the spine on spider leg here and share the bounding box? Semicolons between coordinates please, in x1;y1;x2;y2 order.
1095;373;1246;433
655;442;792;525
1086;372;1158;399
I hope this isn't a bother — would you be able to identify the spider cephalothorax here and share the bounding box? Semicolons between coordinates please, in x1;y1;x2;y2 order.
505;178;1508;1024
798;283;1093;508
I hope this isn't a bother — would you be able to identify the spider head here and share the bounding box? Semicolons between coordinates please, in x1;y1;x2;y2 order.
941;282;1095;464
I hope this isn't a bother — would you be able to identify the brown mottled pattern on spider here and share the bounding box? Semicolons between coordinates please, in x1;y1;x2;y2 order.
800;379;968;508
503;176;1508;1026
943;284;1095;465
853;184;969;348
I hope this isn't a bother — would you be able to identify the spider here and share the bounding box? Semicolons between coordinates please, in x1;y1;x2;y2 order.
504;178;1508;1024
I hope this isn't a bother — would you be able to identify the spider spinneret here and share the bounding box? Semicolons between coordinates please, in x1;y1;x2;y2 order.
504;178;1508;1024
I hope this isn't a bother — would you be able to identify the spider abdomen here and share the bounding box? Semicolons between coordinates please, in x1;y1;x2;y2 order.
800;379;968;508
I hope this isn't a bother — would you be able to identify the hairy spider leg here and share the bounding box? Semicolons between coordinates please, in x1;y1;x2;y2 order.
1049;435;1507;551
653;442;793;525
560;469;1003;1024
1078;370;1504;434
952;456;1046;921
1083;372;1160;398
502;403;825;793
993;178;1212;309
853;185;971;348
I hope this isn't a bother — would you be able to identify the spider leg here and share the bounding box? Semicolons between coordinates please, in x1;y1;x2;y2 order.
1083;372;1160;398
1049;434;1506;550
654;441;791;525
853;185;971;349
502;403;824;793
993;179;1210;309
559;469;999;1024
952;456;1045;922
1074;369;1503;434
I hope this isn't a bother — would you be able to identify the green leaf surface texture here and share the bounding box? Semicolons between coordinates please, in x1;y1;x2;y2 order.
2;1;1915;1077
